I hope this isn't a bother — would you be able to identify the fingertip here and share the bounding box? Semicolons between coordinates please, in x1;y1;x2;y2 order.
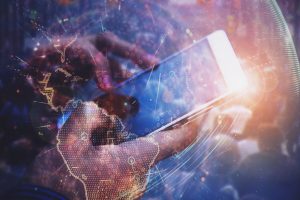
147;55;160;64
98;83;114;92
142;54;160;69
97;74;115;91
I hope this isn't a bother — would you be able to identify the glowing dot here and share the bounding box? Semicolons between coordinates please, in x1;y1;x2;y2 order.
33;47;38;51
186;28;193;37
80;132;88;141
72;101;78;108
128;156;135;165
81;174;87;180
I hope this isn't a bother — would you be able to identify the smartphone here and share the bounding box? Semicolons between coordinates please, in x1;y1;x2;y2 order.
59;30;247;136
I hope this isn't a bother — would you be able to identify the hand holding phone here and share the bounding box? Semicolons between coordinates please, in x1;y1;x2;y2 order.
93;30;247;136
59;30;247;137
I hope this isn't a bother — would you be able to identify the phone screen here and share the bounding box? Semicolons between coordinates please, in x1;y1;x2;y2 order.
95;38;229;136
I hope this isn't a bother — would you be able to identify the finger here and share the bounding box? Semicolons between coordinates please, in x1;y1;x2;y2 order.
60;38;115;91
117;122;200;169
108;58;133;83
116;114;204;168
142;115;204;166
91;51;115;91
92;32;159;69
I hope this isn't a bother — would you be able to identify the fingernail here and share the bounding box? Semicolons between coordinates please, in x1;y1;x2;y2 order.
101;75;114;90
147;55;159;65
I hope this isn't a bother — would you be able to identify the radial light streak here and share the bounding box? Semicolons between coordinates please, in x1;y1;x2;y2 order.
146;33;167;87
154;72;162;111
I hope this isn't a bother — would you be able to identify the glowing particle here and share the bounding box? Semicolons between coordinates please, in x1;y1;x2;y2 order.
80;132;88;141
81;174;87;180
72;101;78;108
128;156;135;165
186;28;193;37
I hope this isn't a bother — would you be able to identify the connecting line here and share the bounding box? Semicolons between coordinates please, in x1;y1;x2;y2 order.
37;124;51;128
39;28;52;43
155;165;165;184
146;168;167;176
146;33;167;87
185;70;194;98
15;56;29;66
56;16;67;33
88;48;97;66
104;0;108;17
33;100;50;105
154;72;161;111
36;146;57;157
52;162;67;175
146;5;155;25
100;18;105;32
56;35;78;63
61;110;65;126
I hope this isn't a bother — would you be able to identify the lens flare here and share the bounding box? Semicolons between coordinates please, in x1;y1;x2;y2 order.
208;30;248;91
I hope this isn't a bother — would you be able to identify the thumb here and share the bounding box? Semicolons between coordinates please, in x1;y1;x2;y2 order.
57;102;110;155
92;51;114;91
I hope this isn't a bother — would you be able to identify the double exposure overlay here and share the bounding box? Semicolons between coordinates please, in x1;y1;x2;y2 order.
1;1;300;200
